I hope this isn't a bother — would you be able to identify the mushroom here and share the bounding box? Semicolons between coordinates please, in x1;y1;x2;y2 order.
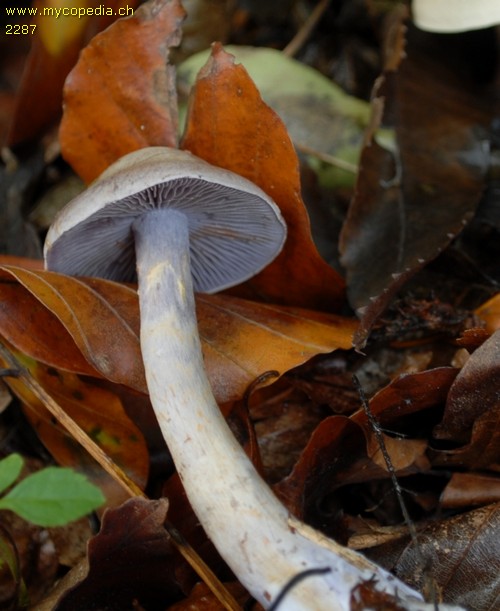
44;147;433;610
412;0;500;32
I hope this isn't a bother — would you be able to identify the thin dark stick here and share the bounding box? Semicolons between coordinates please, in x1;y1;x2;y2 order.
352;376;421;552
268;567;332;610
352;375;438;610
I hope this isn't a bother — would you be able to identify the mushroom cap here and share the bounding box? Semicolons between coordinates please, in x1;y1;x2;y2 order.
412;0;500;32
44;147;287;293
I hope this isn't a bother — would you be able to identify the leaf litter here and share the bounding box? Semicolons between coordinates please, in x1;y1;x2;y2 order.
0;0;500;608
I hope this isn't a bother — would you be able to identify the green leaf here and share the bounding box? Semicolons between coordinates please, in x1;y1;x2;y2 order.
0;453;23;494
0;467;105;526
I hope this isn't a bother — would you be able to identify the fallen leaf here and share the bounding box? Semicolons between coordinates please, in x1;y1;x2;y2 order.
59;0;185;183
476;292;500;333
0;268;100;377
366;502;500;610
179;45;373;189
0;265;357;404
339;16;492;347
441;472;500;509
434;330;500;444
276;367;458;521
1;266;145;391
54;498;181;610
181;44;345;311
351;367;459;428
198;294;358;403
168;581;254;610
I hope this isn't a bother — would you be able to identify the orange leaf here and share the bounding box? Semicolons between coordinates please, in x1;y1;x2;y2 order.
1;266;146;392
6;0;136;147
181;44;345;311
476;293;500;333
59;0;185;183
197;294;357;403
0;267;99;377
1;266;357;404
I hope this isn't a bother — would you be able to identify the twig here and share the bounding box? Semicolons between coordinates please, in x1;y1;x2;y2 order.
295;141;359;174
283;0;331;57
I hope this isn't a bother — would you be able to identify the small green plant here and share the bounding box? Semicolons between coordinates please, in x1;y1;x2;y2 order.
0;453;105;527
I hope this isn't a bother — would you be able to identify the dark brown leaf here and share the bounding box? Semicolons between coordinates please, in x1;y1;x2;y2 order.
340;18;492;348
54;498;181;610
434;330;500;444
441;473;500;509
276;368;458;523
367;503;500;610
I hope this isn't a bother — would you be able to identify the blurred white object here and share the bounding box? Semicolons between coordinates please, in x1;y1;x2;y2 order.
413;0;500;32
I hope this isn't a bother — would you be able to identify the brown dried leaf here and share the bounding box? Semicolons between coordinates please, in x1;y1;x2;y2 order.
276;368;457;521
441;473;500;509
6;0;137;147
476;293;500;334
2;354;149;507
181;44;345;311
367;503;500;610
0;265;357;404
0;268;99;378
59;0;185;183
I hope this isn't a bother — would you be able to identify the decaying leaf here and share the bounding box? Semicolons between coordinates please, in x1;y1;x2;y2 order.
366;503;500;610
434;330;500;444
339;15;492;347
59;0;185;183
54;498;181;610
275;367;458;522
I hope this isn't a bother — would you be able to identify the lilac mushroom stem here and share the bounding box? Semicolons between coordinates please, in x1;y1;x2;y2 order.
45;148;460;610
132;208;423;609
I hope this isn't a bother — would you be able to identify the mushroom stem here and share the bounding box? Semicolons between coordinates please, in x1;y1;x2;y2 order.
132;209;425;610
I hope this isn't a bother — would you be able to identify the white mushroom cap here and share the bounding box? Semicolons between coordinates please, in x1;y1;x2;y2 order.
413;0;500;32
44;147;287;293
